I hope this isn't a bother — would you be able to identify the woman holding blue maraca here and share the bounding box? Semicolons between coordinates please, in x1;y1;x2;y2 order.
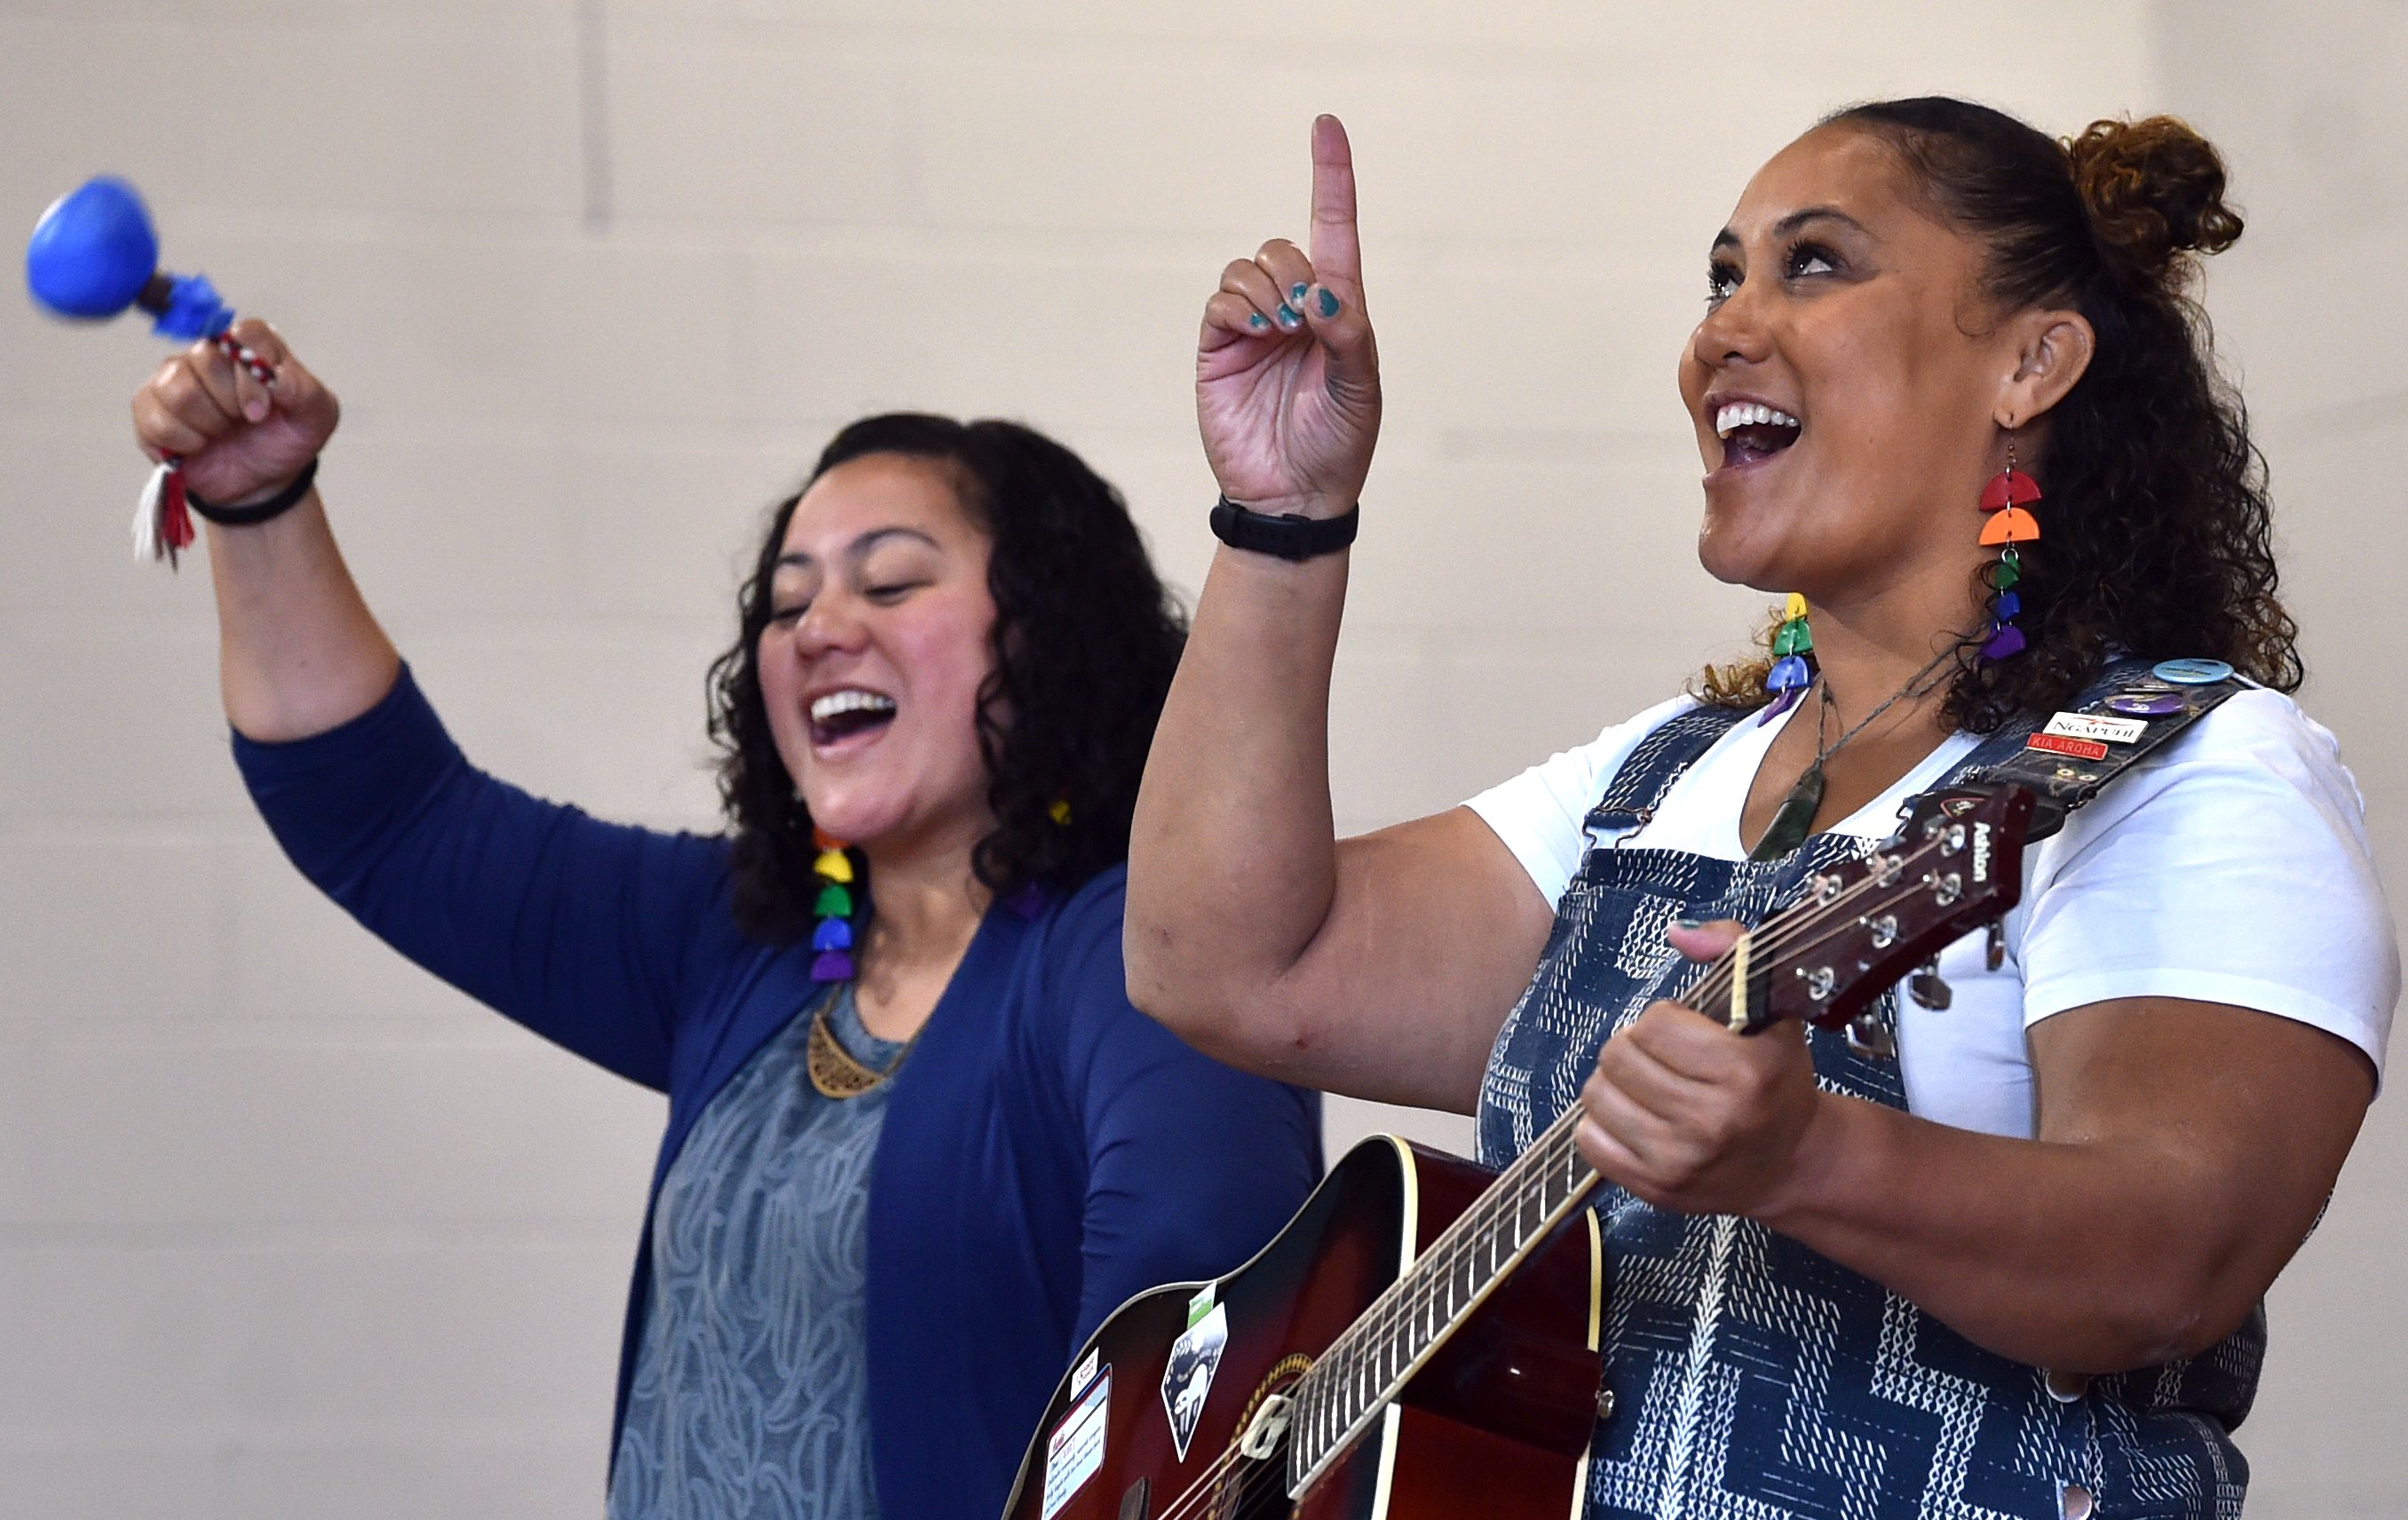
113;264;1320;1519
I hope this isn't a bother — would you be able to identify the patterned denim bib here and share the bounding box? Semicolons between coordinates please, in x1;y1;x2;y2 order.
1477;705;2260;1520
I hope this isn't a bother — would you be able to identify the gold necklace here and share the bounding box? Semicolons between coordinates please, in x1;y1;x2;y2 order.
805;991;915;1100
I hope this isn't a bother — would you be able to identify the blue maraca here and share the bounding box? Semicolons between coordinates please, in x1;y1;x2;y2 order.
28;176;277;566
25;176;246;342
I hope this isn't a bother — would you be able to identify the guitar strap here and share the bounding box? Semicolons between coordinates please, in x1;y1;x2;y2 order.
1914;657;2249;841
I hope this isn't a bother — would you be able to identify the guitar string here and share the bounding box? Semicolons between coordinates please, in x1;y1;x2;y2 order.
1151;819;1990;1519
1680;829;1972;1012
1229;1453;1295;1520
1151;1435;1263;1520
1201;1410;1353;1520
1153;1364;1350;1520
1212;1428;1305;1520
1157;1413;1317;1520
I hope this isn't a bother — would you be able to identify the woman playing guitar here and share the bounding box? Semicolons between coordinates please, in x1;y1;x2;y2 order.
1120;101;2396;1518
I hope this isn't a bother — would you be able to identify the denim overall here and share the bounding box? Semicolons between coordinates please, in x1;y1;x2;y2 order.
1477;704;2260;1520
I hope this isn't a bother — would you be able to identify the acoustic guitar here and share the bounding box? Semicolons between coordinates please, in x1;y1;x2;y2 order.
1003;785;2035;1520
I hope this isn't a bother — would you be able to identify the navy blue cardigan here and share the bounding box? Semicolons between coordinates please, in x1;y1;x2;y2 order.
234;668;1322;1520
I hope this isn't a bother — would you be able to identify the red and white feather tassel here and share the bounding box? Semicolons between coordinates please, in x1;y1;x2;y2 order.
131;335;268;572
135;459;196;567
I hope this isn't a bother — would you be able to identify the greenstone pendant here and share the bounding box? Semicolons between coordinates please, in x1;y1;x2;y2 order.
1750;760;1826;861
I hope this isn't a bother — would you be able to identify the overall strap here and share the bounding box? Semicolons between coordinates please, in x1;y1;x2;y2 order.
1929;657;2249;840
1583;703;1751;839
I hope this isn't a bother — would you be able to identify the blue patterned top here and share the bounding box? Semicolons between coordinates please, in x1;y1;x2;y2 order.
607;984;904;1520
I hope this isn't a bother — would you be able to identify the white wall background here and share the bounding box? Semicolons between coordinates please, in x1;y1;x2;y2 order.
0;1;2399;1514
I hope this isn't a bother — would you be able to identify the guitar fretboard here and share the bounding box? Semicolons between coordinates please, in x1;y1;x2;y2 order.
1282;1101;1597;1494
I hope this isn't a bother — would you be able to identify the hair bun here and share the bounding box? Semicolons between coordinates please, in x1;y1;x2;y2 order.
2064;116;2244;287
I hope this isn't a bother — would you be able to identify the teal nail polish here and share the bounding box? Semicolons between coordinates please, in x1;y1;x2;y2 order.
1290;282;1309;304
1674;916;1704;930
1248;312;1268;330
1315;287;1340;319
1276;303;1300;328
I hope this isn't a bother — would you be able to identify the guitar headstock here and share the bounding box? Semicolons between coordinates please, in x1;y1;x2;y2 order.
1720;784;2036;1033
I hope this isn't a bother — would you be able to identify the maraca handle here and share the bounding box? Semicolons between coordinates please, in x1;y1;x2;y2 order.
132;268;237;344
156;332;276;471
205;327;275;387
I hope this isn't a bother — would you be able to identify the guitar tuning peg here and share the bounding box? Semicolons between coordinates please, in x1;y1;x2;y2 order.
1985;920;2007;972
1909;960;1952;1010
1844;1012;1897;1060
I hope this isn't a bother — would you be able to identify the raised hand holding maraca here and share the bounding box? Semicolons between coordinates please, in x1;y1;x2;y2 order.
133;318;337;511
26;176;331;564
1195;114;1382;521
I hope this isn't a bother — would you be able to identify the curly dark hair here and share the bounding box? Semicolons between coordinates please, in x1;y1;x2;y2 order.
1697;97;2299;731
706;414;1188;945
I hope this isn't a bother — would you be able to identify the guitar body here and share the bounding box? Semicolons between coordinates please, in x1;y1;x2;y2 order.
1001;1136;1604;1520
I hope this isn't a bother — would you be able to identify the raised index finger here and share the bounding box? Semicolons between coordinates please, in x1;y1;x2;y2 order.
1308;113;1362;286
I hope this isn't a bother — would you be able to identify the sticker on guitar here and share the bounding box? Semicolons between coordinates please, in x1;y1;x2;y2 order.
1041;1367;1111;1520
1160;1302;1228;1461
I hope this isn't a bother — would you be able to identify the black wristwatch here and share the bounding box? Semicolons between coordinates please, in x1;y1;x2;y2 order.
1208;495;1360;561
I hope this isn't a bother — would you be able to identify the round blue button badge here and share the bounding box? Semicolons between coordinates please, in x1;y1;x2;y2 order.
2151;658;2234;685
2105;691;2185;716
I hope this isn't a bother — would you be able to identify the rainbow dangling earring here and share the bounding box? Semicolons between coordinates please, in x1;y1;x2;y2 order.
808;827;859;982
1978;438;2040;661
1760;591;1815;724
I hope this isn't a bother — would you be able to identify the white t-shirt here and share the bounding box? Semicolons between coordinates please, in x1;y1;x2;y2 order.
1466;688;2398;1138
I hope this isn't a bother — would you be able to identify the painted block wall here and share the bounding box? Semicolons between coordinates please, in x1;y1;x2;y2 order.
1;2;2398;1513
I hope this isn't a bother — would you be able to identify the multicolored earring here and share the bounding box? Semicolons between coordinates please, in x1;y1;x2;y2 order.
1761;591;1814;724
809;827;858;982
1978;435;2040;661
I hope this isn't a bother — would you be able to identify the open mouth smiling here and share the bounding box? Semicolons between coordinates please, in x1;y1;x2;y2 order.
808;688;898;748
1713;399;1803;470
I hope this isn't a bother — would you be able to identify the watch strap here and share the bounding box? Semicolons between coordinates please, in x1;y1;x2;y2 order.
1208;495;1359;561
